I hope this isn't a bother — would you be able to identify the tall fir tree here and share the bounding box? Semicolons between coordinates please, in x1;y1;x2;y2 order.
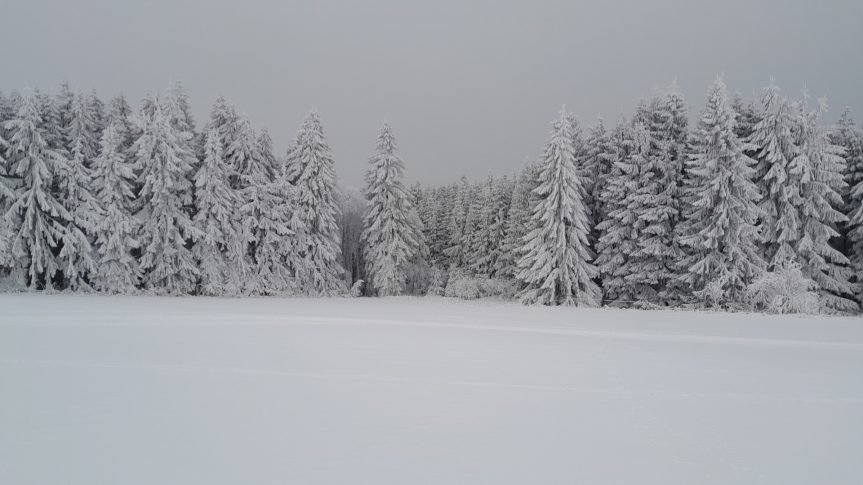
240;146;302;296
516;107;599;306
676;78;763;306
2;92;92;289
60;92;100;238
581;119;616;244
106;95;136;154
443;176;471;270
791;96;857;312
749;81;801;267
193;127;245;295
499;161;540;279
595;121;654;304
285;111;345;294
361;122;424;295
830;109;863;305
133;101;200;294
485;175;513;277
90;123;141;292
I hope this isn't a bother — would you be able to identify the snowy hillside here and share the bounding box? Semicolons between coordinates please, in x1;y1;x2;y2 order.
1;294;861;484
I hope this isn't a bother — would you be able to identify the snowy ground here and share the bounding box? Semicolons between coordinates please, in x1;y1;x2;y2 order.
1;295;862;485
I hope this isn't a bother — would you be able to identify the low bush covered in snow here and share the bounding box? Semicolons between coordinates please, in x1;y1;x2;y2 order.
747;263;821;314
443;275;518;300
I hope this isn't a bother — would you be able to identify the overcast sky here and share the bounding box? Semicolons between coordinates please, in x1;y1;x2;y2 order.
3;0;862;186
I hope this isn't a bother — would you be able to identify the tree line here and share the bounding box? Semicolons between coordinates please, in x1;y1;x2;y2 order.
1;78;861;313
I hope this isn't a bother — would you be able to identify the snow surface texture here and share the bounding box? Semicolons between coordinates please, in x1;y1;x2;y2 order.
1;295;861;485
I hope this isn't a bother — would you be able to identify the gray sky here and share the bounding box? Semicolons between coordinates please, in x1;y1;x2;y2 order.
3;0;862;186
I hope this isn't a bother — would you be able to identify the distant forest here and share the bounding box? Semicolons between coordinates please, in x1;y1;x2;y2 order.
1;78;861;314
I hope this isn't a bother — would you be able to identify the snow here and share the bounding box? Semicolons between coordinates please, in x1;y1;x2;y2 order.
1;294;862;485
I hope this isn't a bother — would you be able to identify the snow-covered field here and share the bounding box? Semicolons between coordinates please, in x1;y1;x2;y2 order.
1;295;861;485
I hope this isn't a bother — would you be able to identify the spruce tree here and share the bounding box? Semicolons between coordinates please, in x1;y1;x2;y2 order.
2;92;92;289
749;81;801;267
582;119;616;240
133;102;200;294
676;78;763;306
285;111;345;295
90;123;141;293
361;122;424;295
193;127;245;295
831;110;863;304
516;107;599;306
791;96;857;312
240;147;301;296
595;121;652;304
485;175;513;277
499;161;540;279
106;95;136;154
61;92;100;237
444;176;471;270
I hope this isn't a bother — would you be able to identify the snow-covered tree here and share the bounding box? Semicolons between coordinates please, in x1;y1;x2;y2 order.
285;111;345;294
732;92;760;145
675;78;763;306
749;81;801;267
790;96;857;312
256;128;281;179
831;109;863;304
498;161;540;279
337;184;367;288
361;122;424;295
241;152;303;296
90;123;141;293
581;119;615;239
443;177;471;270
133;101;200;294
516;107;599;306
193;127;245;295
749;83;856;312
483;175;513;277
2;92;92;289
595;121;653;304
106;95;136;154
60;92;100;236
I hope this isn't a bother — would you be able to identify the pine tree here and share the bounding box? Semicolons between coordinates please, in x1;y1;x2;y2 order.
831;110;863;304
240;151;302;296
2;92;92;289
749;81;801;267
516;107;599;306
193;127;245;295
464;178;490;275
88;90;106;136
61;92;100;237
256;128;281;179
595;121;652;304
485;175;513;277
285;111;345;294
630;87;688;304
444;176;471;270
790;96;857;312
0;95;12;273
133;102;200;294
582;119;616;240
676;78;763;306
499;161;540;279
90;123;141;292
731;92;760;144
106;95;136;154
361;122;424;295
